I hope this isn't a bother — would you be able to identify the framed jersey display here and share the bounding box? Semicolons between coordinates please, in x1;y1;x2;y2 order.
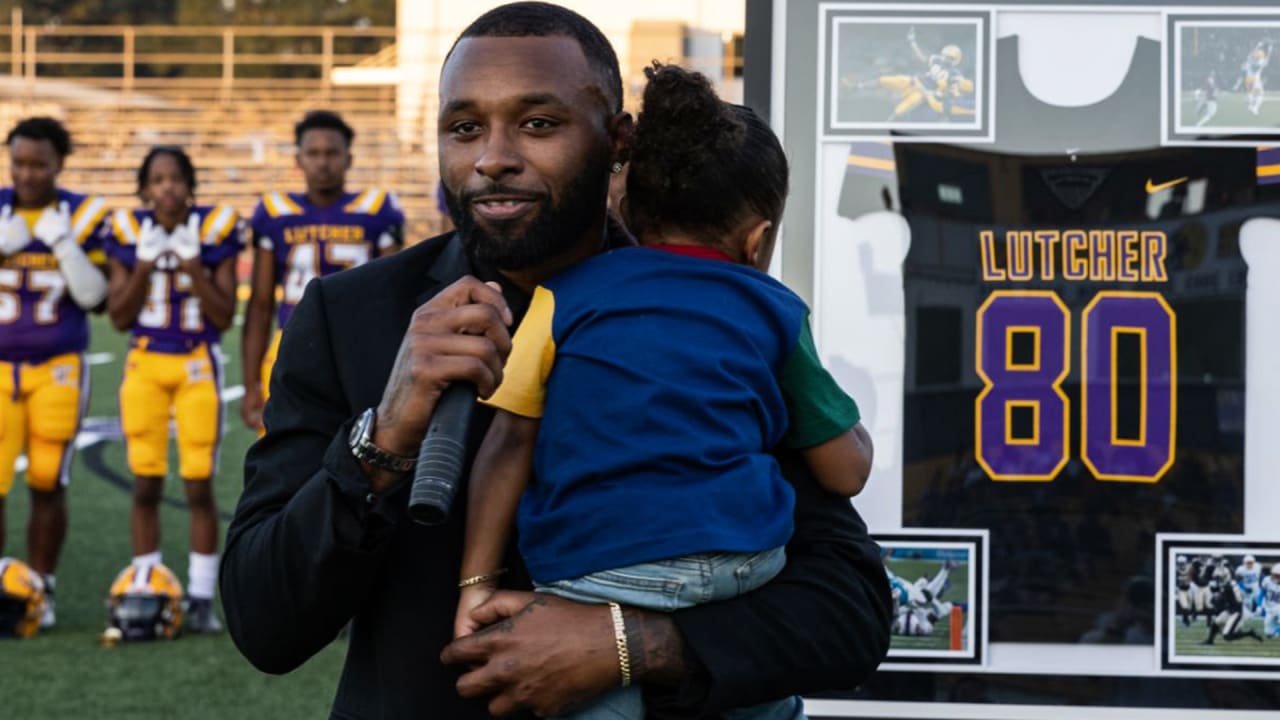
748;0;1280;716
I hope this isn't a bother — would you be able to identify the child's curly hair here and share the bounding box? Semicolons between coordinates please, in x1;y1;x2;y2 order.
625;62;788;246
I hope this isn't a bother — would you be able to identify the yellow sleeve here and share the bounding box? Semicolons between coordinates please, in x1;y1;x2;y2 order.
482;285;557;418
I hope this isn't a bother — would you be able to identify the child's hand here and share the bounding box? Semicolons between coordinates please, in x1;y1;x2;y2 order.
454;583;499;638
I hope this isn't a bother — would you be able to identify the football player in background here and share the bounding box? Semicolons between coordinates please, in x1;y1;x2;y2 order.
0;117;110;629
1236;40;1272;116
1261;564;1280;639
1235;554;1262;618
1175;556;1195;627
1194;70;1219;127
105;146;243;633
239;111;405;432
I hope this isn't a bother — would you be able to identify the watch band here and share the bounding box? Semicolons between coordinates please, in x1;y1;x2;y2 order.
350;408;416;473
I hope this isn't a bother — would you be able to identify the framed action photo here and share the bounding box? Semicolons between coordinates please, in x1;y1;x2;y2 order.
1156;534;1280;678
1166;13;1280;144
821;5;993;142
876;529;988;670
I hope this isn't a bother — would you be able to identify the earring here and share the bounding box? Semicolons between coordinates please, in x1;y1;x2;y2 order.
611;162;623;174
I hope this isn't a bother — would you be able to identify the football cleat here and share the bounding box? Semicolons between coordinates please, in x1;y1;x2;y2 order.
186;597;223;634
0;558;47;639
105;563;185;642
39;591;55;630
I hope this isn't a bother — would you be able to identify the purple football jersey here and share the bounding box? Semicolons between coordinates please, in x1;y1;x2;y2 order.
105;205;244;346
250;189;404;328
0;188;109;363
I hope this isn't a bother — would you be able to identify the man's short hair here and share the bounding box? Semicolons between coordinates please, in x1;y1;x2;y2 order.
453;2;623;114
294;110;355;148
6;117;72;158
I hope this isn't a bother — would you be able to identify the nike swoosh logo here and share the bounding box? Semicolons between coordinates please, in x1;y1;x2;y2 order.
1146;176;1189;193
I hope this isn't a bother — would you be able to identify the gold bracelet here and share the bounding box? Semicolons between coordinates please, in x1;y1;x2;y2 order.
457;568;507;588
608;602;631;687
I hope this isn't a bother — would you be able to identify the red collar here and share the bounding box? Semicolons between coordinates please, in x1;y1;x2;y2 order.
646;244;736;263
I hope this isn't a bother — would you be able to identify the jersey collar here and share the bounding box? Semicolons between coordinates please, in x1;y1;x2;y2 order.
646;244;736;263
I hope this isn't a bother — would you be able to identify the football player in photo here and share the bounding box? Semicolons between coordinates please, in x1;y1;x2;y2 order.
0;117;110;630
1201;565;1264;646
1236;554;1263;618
1261;563;1280;639
105;146;243;633
874;27;974;122
1193;70;1220;127
239;111;405;433
1235;40;1272;116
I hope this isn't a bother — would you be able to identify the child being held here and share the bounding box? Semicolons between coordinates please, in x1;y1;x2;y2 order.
456;62;873;720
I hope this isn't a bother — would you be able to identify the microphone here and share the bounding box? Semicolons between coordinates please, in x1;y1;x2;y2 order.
407;382;476;525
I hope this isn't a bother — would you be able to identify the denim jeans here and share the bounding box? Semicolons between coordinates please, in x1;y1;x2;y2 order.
536;547;805;720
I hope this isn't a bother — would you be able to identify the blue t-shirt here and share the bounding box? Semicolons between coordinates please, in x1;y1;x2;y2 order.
487;246;817;584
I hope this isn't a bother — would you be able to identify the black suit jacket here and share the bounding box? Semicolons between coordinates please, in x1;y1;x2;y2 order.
221;233;892;719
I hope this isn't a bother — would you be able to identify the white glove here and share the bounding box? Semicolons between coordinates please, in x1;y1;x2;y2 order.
136;218;170;264
907;26;916;43
169;213;201;262
33;201;72;249
0;208;31;257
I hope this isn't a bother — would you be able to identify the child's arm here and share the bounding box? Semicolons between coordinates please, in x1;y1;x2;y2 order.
456;409;540;638
801;422;874;497
456;284;557;638
780;315;870;498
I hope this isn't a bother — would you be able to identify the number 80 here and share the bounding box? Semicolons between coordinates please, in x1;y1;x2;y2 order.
975;290;1176;483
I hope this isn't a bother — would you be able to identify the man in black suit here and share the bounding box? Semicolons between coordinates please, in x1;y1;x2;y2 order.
220;3;891;717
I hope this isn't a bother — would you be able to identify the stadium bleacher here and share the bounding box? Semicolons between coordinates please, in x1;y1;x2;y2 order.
0;21;447;243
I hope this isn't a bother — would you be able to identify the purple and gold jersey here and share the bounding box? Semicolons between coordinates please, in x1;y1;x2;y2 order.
106;205;243;346
0;188;109;363
251;189;404;328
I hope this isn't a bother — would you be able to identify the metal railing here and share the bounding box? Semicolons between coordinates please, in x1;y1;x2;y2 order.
2;9;396;105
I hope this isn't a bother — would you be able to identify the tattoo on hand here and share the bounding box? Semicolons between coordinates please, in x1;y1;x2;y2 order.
475;595;547;637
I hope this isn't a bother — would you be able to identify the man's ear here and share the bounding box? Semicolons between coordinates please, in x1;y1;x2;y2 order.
608;111;634;167
744;219;775;271
616;193;631;228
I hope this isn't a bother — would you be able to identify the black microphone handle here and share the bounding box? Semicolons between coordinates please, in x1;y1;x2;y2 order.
407;383;476;525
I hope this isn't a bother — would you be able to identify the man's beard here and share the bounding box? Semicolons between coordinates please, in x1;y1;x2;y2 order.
445;154;610;272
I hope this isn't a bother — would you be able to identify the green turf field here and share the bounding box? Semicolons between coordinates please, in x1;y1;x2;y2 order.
0;313;346;719
885;557;970;652
1172;614;1280;660
1179;91;1280;130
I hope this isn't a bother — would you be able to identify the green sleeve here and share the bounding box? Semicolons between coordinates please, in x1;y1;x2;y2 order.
780;316;860;448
